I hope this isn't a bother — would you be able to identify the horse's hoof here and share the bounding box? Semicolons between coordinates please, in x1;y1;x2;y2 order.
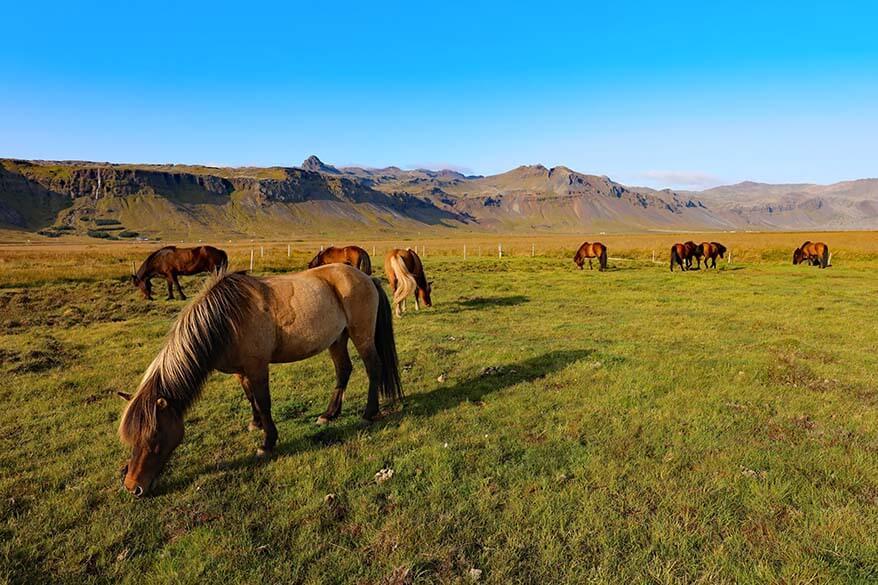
316;416;331;425
248;421;262;432
256;447;273;458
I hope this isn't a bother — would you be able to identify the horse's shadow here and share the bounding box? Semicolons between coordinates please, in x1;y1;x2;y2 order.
448;295;530;312
159;349;591;495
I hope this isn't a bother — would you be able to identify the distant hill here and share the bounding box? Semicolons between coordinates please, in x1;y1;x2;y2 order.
1;156;876;239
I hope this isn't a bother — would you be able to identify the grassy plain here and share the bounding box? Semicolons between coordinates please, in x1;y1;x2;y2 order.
1;233;877;583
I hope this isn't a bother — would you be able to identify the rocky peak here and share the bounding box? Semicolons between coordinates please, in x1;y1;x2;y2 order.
301;155;340;174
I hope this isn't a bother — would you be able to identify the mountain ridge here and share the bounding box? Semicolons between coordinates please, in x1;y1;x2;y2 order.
2;156;877;239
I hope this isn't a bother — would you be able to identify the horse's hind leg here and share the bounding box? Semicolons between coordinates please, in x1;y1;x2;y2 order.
588;259;593;270
165;276;175;300
173;273;186;300
240;366;277;455
318;331;353;424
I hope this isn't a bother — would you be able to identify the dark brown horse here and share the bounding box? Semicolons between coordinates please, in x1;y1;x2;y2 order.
384;248;432;316
793;241;830;268
118;266;402;496
133;246;228;301
684;241;702;269
308;245;372;275
573;241;608;271
670;243;690;272
700;241;727;269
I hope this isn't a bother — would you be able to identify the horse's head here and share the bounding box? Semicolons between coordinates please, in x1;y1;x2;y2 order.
573;254;584;269
118;392;184;497
131;275;153;300
715;243;727;258
307;252;323;270
418;280;433;308
792;248;803;265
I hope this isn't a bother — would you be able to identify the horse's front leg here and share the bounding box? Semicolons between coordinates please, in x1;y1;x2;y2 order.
173;273;186;300
241;367;276;456
165;276;175;300
588;259;593;270
235;373;262;431
318;332;352;424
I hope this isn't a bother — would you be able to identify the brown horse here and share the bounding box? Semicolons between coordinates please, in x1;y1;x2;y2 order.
793;241;830;268
573;241;608;271
671;241;701;271
700;241;727;269
133;245;228;301
307;245;372;275
670;243;690;272
384;248;432;316
118;265;402;497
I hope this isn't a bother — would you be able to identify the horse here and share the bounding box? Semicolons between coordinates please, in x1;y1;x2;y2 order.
684;241;702;269
700;241;727;269
132;245;228;301
670;243;691;272
117;265;402;497
384;248;432;316
307;245;372;275
793;241;830;268
573;241;608;271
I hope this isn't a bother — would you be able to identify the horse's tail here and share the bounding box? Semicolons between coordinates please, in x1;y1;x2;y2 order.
599;245;608;271
670;246;679;272
360;251;373;275
372;278;403;402
389;254;416;307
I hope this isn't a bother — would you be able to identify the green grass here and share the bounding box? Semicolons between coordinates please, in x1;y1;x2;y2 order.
2;255;878;583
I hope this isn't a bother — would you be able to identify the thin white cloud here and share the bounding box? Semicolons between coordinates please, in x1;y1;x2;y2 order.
638;170;722;188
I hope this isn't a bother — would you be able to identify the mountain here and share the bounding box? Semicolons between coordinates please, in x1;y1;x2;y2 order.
693;179;878;230
1;155;876;239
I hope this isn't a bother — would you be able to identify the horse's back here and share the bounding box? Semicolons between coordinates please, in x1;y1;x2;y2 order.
260;265;378;363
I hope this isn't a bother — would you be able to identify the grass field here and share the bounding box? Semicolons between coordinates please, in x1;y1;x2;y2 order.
2;235;878;583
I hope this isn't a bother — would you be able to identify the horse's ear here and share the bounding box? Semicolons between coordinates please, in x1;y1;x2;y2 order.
117;391;132;401
156;397;168;410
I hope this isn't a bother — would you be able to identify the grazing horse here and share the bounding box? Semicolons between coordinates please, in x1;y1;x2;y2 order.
700;241;727;269
684;241;702;269
384;248;432;316
793;241;830;268
573;241;608;271
132;245;228;301
670;243;690;272
307;245;372;275
118;265;402;497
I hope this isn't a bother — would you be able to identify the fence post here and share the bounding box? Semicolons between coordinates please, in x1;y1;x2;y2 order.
532;243;535;257
250;249;254;271
320;245;324;252
828;252;832;266
372;245;376;257
498;243;503;258
287;244;291;258
260;246;264;258
652;250;656;263
728;250;732;264
463;244;467;260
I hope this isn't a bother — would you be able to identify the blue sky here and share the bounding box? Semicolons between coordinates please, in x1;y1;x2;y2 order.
1;1;876;189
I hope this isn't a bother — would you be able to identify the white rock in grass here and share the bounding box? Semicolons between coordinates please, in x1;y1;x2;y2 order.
375;468;394;484
437;373;447;383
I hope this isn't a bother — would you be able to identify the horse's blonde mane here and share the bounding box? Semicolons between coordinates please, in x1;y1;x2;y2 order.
119;271;258;446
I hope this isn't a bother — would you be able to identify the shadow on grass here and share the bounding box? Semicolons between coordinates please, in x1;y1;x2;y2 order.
158;349;591;495
449;295;529;312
